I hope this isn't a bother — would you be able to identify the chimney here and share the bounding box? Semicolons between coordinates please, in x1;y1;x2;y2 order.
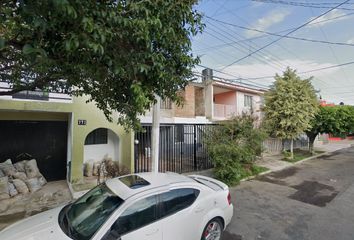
202;68;213;82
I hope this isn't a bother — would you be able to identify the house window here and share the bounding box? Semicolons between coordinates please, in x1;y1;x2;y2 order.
160;98;172;109
244;95;253;109
85;128;108;145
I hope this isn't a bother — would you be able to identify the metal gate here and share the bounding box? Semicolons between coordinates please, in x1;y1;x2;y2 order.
134;124;215;173
0;120;68;181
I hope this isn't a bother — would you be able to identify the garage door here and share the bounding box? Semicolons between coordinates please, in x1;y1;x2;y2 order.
0;120;68;181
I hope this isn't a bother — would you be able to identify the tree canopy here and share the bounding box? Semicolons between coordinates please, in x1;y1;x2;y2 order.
306;105;354;152
263;67;318;157
0;0;203;129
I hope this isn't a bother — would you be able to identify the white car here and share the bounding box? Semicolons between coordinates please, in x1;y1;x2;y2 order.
1;172;233;240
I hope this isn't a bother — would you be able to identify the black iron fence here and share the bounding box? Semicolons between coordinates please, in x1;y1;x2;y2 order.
134;124;215;173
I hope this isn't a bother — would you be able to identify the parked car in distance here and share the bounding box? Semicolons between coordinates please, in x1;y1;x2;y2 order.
0;172;233;240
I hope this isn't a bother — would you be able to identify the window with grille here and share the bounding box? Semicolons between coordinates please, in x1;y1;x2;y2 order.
244;95;253;109
84;128;108;145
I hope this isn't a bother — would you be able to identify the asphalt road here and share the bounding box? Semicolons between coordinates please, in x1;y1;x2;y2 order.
223;146;354;240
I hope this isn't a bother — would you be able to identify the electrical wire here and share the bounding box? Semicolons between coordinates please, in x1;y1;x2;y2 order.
220;0;351;70
196;64;271;88
250;0;354;11
205;16;354;47
195;11;354;52
204;22;287;71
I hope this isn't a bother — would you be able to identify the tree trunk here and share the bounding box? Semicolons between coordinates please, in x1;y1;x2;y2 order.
306;132;318;155
290;138;294;159
282;139;286;152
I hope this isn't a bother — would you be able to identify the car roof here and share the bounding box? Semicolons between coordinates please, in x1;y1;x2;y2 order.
105;172;195;200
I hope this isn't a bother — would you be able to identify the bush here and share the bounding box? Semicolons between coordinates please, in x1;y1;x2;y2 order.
205;115;267;185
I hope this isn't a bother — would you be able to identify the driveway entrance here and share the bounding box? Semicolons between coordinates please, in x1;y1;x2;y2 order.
0;120;68;181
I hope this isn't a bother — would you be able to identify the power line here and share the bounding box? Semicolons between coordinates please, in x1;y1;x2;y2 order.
234;60;354;80
220;0;351;70
306;2;352;86
204;8;332;90
205;7;297;72
300;60;354;74
194;72;270;90
196;64;270;89
195;12;354;52
204;21;287;71
206;16;354;47
250;0;354;10
192;72;270;91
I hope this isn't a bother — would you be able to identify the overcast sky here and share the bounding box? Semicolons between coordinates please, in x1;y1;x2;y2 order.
192;0;354;105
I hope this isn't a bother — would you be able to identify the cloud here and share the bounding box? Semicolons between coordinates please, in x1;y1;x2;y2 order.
347;37;354;44
308;10;352;28
251;1;264;8
218;59;339;85
246;9;291;37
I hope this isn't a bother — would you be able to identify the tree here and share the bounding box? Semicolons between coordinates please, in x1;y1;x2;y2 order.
306;105;354;153
205;115;267;185
263;67;318;159
0;0;203;129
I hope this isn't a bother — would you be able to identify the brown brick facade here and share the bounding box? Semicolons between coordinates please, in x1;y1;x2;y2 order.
174;85;196;118
195;86;205;116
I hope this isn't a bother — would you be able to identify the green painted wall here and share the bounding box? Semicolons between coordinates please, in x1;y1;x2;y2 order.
0;96;134;184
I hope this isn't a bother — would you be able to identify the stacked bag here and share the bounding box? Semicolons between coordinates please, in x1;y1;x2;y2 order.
0;159;47;200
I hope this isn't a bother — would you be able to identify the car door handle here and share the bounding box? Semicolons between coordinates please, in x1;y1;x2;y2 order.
146;228;159;236
195;207;204;213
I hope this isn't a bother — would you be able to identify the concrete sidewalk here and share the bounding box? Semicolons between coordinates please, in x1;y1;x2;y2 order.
256;140;354;172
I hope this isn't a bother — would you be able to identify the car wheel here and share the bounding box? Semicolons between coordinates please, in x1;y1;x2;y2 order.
201;218;223;240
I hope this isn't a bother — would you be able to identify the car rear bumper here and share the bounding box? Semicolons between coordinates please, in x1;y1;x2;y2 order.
224;204;234;228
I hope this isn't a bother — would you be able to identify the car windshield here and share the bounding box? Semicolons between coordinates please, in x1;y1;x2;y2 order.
59;183;123;240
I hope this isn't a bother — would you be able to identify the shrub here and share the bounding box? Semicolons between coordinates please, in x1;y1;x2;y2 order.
205;115;267;185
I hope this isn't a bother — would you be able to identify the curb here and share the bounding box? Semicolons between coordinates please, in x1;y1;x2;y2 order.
292;152;329;165
240;151;332;182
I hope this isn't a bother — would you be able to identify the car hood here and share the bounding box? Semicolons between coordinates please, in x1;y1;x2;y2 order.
0;206;71;240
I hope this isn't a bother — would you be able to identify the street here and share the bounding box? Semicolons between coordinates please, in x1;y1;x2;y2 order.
223;146;354;240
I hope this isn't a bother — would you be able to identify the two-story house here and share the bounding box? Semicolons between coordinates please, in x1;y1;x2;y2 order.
135;68;266;173
140;68;266;124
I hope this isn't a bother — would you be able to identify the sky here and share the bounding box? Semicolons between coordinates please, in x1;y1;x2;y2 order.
191;0;354;105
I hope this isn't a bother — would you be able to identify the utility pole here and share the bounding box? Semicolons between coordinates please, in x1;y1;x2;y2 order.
151;94;160;173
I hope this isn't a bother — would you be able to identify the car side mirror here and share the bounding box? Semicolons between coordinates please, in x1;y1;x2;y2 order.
101;229;121;240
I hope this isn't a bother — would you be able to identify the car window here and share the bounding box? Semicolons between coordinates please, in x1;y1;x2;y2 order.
160;188;200;217
111;195;158;236
59;183;123;240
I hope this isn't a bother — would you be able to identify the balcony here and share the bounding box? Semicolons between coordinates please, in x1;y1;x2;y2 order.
213;104;237;119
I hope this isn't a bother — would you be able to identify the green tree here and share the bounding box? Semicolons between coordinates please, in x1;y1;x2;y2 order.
0;0;203;129
306;105;354;153
205;115;267;185
263;67;318;159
